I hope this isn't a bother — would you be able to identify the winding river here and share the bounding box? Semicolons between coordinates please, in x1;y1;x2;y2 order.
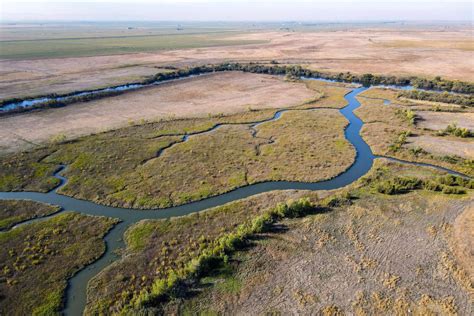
0;81;468;315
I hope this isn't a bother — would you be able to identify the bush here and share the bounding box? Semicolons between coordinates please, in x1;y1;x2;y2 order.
443;123;472;138
376;177;422;194
442;186;466;195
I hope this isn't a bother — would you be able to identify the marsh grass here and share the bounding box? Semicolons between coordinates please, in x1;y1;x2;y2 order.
0;212;118;315
0;200;60;230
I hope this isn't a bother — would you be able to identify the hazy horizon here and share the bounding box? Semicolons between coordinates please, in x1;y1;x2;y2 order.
2;0;473;22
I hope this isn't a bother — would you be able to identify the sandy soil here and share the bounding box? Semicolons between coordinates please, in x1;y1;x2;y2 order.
0;72;316;154
406;135;474;159
416;112;474;131
1;27;473;100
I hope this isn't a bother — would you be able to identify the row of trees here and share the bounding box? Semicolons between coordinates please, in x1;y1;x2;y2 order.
398;90;474;107
2;62;473;115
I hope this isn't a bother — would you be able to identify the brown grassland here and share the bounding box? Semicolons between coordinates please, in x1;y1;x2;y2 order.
1;27;473;101
0;72;319;154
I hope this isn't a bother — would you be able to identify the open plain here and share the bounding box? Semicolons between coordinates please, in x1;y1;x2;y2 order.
0;20;473;316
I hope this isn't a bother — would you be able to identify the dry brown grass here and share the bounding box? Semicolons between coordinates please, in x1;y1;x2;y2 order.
416;112;474;131
172;160;473;315
1;27;473;101
0;72;317;154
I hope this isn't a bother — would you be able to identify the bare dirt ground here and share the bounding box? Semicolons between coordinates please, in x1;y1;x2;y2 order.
406;135;474;159
416;112;474;131
451;204;474;282
0;72;316;154
178;178;474;314
1;27;472;100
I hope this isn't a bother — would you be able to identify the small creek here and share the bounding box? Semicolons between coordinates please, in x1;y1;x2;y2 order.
0;81;468;315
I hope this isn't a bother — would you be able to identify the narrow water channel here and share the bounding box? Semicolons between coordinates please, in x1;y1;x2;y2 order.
0;83;467;315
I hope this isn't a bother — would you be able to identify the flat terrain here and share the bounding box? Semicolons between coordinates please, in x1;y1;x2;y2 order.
416;112;474;130
1;26;473;100
166;160;473;315
0;72;317;154
406;135;474;160
0;212;118;315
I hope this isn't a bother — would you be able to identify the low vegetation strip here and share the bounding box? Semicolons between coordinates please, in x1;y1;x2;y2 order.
398;90;474;107
0;200;60;230
0;212;118;315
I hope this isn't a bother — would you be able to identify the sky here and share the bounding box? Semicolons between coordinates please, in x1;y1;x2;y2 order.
1;0;473;22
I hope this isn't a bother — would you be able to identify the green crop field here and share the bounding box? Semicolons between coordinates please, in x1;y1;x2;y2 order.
0;32;266;59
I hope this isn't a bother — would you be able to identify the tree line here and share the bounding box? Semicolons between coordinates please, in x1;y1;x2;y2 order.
2;62;473;115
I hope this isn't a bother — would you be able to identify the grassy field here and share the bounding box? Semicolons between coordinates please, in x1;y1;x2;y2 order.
0;108;354;209
0;200;60;230
0;33;266;59
0;212;118;315
160;159;473;315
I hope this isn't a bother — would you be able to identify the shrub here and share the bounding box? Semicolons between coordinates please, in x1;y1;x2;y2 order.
442;186;466;195
376;177;422;195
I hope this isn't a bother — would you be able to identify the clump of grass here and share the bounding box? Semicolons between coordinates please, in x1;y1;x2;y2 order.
396;108;416;125
389;130;412;152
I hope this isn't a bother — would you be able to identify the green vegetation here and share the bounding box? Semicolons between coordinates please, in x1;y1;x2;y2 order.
396;108;416;125
0;212;118;315
398;90;474;107
364;162;473;195
0;33;266;60
388;131;412;152
0;200;60;230
436;123;472;138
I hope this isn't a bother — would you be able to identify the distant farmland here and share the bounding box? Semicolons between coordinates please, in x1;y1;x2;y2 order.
0;32;266;59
